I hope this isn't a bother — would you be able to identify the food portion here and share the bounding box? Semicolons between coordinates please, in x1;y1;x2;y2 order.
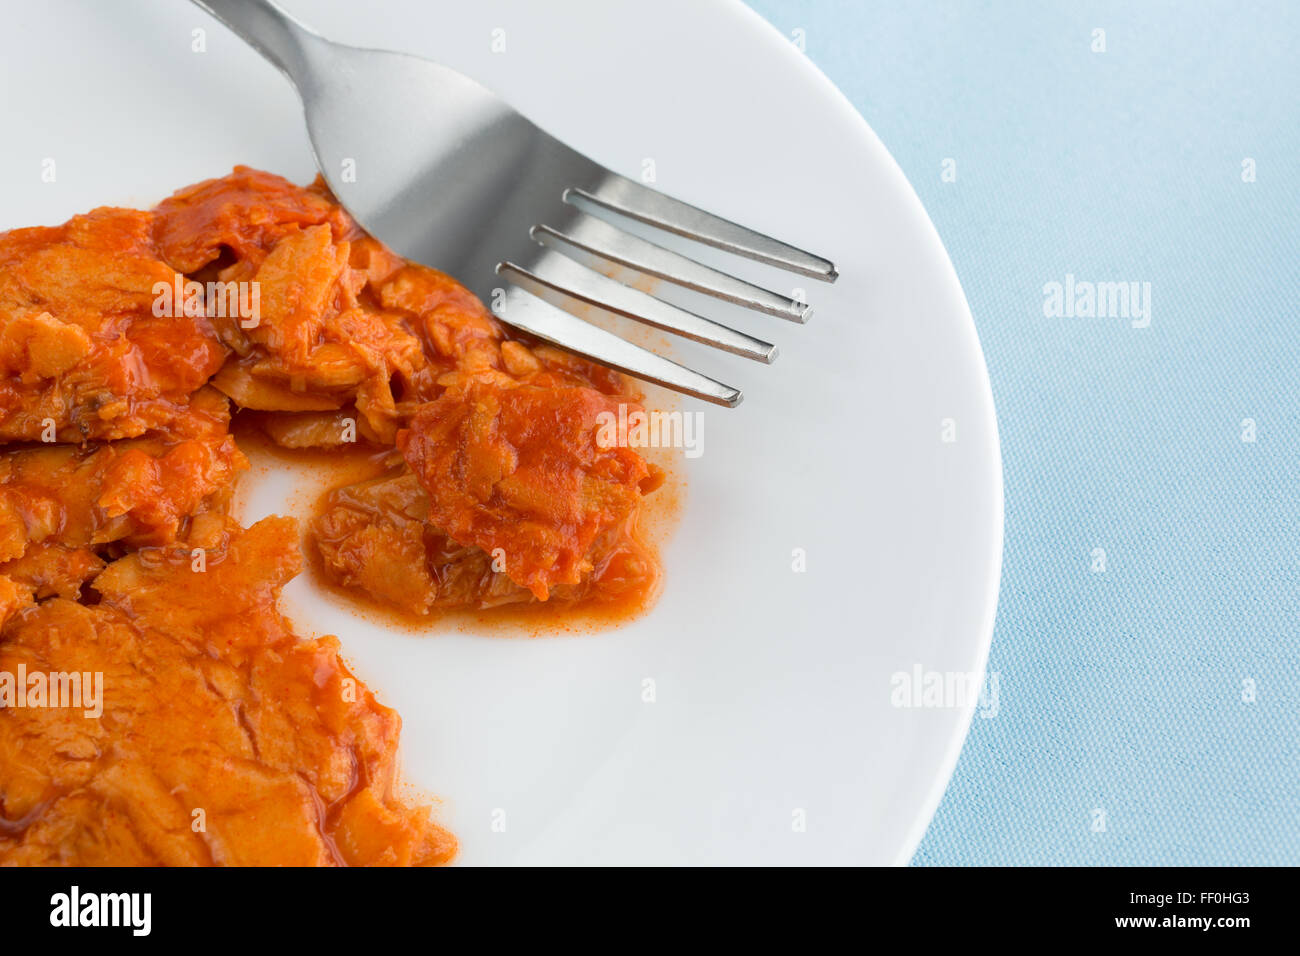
0;389;244;571
0;519;455;866
0;167;668;866
399;382;661;601
313;461;660;617
0;208;227;442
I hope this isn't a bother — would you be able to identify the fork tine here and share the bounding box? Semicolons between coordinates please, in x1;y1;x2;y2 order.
565;173;838;282
494;265;743;407
508;250;778;362
533;217;811;323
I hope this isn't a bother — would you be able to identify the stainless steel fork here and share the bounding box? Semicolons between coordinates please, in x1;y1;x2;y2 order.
190;0;837;406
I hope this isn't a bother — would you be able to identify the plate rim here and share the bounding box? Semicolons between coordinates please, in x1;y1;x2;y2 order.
723;0;1006;865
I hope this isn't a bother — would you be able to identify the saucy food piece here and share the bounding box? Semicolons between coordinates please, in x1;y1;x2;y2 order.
0;518;456;866
153;165;353;274
183;169;635;451
0;544;105;602
0;389;245;568
313;465;660;616
398;382;661;601
160;168;464;445
0;208;227;442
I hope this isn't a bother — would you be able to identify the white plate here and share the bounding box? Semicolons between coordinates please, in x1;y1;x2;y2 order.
1;0;1002;865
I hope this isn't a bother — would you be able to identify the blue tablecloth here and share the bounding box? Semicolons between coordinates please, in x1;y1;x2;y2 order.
745;0;1300;865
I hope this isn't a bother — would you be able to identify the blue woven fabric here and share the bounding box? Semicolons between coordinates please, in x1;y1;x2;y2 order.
744;0;1300;865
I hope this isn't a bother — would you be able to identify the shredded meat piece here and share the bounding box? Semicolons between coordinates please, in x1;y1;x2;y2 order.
0;519;456;866
0;545;106;602
159;168;636;447
0;208;228;441
398;382;660;600
0;388;245;566
314;466;660;615
152;165;354;274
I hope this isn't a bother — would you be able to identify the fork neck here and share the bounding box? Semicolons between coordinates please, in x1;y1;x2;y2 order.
189;0;325;83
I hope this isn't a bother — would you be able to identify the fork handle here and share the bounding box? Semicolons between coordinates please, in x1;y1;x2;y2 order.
188;0;323;82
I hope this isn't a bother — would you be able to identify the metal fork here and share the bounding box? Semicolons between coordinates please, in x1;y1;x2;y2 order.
189;0;837;407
